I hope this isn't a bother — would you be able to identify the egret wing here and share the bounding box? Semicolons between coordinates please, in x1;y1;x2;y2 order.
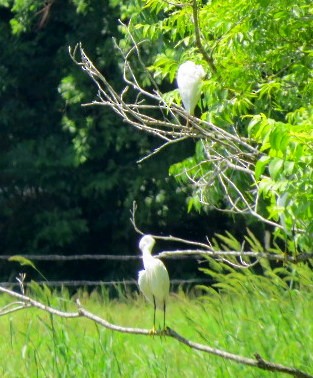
138;269;153;303
177;61;205;115
148;259;170;310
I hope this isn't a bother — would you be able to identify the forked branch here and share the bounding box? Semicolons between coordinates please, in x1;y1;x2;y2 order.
69;38;279;228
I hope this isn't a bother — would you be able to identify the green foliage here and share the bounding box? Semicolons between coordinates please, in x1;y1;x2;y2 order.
199;229;313;297
8;256;47;280
0;0;201;268
34;208;88;248
248;111;313;248
9;0;43;34
8;255;36;269
117;0;313;250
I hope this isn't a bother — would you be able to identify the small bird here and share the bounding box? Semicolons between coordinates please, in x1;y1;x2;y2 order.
138;235;170;331
176;61;205;115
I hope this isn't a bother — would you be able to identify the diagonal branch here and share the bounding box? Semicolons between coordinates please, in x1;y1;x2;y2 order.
0;285;311;378
167;328;312;378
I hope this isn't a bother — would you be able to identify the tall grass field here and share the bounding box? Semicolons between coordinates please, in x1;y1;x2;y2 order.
0;261;312;377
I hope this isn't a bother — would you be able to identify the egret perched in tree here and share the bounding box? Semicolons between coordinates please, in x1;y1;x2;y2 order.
176;61;205;115
138;234;170;331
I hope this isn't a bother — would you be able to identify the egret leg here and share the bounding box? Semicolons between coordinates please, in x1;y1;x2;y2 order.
153;296;156;330
163;302;166;330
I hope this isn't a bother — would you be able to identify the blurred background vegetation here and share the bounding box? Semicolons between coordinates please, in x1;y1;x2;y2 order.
2;0;312;286
0;0;236;284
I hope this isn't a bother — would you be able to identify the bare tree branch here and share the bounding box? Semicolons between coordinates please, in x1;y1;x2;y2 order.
157;249;313;263
69;35;278;229
167;328;312;378
0;285;311;378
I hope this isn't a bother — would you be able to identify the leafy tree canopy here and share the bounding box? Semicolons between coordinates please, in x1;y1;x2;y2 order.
112;0;313;251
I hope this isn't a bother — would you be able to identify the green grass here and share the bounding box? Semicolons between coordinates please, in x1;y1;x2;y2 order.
0;271;312;377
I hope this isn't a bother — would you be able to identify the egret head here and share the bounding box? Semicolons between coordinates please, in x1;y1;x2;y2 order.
176;61;205;115
139;234;155;254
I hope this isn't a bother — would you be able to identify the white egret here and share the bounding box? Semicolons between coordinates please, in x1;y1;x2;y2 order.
138;234;170;331
176;60;205;115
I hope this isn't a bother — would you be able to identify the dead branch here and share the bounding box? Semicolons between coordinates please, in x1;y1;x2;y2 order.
0;285;311;377
167;328;312;378
69;37;280;229
157;249;313;264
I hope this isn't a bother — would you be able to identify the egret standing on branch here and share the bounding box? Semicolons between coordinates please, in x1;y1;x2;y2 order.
138;235;170;331
176;61;205;116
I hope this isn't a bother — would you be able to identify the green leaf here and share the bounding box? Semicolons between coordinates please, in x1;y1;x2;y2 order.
9;256;47;281
268;158;284;180
255;155;270;180
9;255;36;270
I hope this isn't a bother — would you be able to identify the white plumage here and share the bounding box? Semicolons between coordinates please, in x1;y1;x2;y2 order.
138;234;170;330
176;61;205;115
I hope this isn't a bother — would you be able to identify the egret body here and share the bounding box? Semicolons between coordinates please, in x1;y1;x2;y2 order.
138;235;170;330
176;61;205;115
